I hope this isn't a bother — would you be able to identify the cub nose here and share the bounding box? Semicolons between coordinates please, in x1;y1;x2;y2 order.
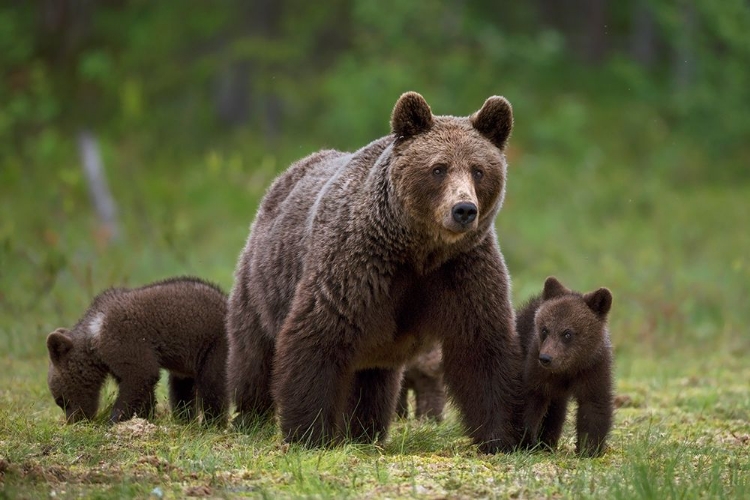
539;354;552;367
452;202;478;225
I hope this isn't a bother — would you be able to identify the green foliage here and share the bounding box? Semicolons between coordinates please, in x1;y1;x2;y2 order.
2;1;748;178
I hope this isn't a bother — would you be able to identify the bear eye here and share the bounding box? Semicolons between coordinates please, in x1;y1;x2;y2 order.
540;327;549;339
562;330;573;341
432;164;447;177
472;168;484;180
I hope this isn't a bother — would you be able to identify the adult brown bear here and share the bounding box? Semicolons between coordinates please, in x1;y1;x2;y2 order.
227;92;522;452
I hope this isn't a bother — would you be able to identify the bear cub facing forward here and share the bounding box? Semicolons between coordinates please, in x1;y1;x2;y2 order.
46;277;228;425
517;276;614;457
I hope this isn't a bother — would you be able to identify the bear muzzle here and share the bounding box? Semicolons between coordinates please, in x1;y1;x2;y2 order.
65;407;86;424
441;201;479;235
538;353;552;368
452;202;478;226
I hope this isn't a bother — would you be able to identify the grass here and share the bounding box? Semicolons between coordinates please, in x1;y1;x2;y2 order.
1;124;749;497
1;355;748;498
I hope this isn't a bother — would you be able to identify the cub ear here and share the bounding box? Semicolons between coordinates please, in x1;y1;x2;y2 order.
471;96;513;150
542;276;569;301
584;288;613;318
391;91;433;139
47;329;73;365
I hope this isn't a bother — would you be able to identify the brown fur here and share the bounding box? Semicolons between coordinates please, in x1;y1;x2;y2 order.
46;277;228;425
226;92;523;452
396;343;445;421
516;276;614;457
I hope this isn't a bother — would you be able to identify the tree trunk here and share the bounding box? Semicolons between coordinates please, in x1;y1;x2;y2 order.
630;0;657;68
78;130;120;243
583;0;608;65
672;1;697;90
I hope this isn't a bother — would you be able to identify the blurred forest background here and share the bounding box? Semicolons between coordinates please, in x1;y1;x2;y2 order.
1;0;749;359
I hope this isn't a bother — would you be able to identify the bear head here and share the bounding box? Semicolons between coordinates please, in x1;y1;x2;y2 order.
533;276;612;374
389;92;513;245
47;328;102;422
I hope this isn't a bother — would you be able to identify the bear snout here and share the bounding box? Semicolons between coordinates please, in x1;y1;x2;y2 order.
65;408;86;424
451;202;478;226
538;353;552;367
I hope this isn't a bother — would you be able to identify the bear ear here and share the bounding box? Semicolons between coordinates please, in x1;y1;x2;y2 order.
584;288;612;318
391;91;434;139
471;96;513;150
47;329;73;365
542;276;569;301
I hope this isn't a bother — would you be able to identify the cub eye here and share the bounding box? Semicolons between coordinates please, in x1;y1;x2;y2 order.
563;330;573;341
540;327;549;339
432;164;447;177
472;168;484;180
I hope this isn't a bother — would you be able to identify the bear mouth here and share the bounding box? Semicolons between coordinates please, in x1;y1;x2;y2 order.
438;226;474;244
441;217;479;237
538;357;558;372
65;408;87;423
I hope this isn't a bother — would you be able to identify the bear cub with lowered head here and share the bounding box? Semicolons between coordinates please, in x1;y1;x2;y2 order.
516;276;614;456
46;277;228;425
227;92;523;452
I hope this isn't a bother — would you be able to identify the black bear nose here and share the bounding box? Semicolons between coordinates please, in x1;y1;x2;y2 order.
452;202;478;225
539;354;552;367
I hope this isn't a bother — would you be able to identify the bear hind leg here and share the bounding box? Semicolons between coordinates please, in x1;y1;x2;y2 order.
195;343;228;426
227;313;276;431
169;374;196;422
